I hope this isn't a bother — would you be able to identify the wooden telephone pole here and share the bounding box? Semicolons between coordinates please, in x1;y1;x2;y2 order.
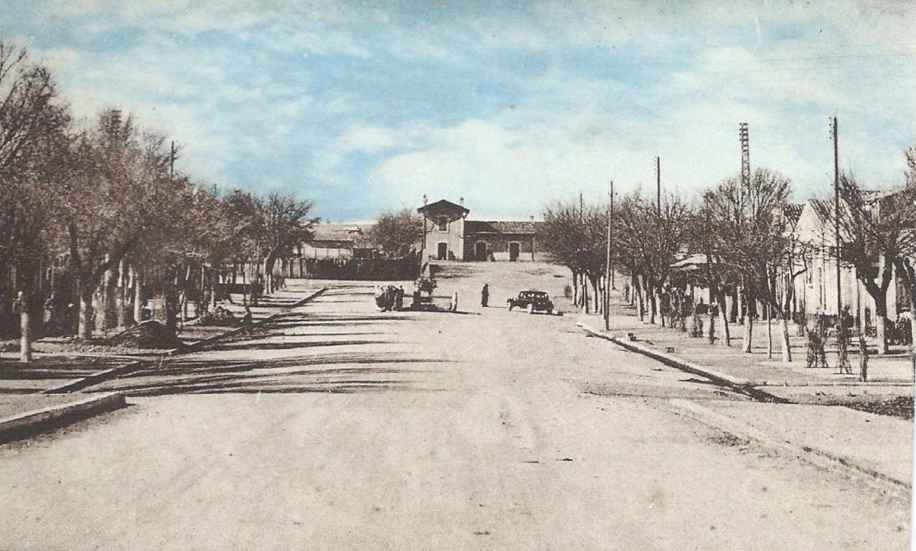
831;116;842;323
604;179;614;330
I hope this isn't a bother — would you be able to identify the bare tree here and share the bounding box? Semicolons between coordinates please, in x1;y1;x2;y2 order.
0;41;70;361
614;192;691;326
891;146;916;353
61;109;172;339
707;169;794;362
813;174;916;354
370;208;423;259
260;192;317;294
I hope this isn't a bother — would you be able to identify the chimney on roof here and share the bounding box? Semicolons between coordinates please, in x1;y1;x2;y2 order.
459;196;464;206
422;194;428;205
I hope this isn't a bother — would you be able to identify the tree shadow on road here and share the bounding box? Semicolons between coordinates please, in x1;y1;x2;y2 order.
100;351;453;396
213;339;391;352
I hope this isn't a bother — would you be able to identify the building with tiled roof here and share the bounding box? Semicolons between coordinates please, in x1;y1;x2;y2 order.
417;198;544;261
300;223;376;259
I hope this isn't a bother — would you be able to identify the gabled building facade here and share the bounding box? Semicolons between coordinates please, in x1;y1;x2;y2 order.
789;195;906;326
417;198;544;262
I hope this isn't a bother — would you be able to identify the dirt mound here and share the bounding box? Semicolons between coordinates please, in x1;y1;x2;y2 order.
197;306;238;326
844;396;913;420
108;321;185;349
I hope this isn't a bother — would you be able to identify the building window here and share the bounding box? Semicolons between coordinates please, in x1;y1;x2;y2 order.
437;217;448;231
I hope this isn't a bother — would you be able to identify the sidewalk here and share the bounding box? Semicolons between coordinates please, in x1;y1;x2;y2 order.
578;297;914;488
670;399;913;488
0;280;324;441
580;297;914;416
599;303;912;381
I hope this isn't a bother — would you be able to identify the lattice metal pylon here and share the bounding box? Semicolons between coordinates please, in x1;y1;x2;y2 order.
738;122;750;192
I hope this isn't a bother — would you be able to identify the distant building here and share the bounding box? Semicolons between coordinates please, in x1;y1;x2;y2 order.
787;189;912;325
300;224;375;259
417;198;544;261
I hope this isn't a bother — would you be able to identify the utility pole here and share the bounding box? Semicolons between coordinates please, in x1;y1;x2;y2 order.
738;123;751;348
739;123;750;201
610;180;615;290
579;191;584;222
419;194;428;276
169;140;177;181
656;156;661;215
604;179;613;331
831;116;842;320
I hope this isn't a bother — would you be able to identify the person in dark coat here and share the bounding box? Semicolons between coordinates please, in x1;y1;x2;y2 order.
481;284;489;307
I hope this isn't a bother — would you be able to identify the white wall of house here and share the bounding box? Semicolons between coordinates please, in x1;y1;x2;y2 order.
791;200;899;325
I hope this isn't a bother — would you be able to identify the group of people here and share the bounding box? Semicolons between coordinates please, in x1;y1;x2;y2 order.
805;307;864;377
373;285;405;312
371;281;493;314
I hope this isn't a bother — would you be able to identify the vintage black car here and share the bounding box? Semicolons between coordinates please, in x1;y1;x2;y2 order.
507;290;554;314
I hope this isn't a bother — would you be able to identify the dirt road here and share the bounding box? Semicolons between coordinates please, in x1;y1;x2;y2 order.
0;264;910;550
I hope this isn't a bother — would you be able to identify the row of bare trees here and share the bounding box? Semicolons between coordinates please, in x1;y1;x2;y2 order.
543;149;916;362
0;41;316;361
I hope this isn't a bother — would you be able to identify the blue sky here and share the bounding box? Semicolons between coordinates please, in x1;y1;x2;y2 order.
2;1;914;221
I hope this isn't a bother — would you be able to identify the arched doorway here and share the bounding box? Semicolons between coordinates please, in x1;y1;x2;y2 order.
437;242;448;260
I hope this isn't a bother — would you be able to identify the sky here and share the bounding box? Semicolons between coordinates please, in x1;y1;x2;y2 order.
2;0;914;222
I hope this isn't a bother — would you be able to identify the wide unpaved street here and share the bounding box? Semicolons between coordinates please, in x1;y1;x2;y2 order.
0;263;910;550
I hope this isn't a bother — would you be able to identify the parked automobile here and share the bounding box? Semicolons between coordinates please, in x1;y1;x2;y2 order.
507;290;554;314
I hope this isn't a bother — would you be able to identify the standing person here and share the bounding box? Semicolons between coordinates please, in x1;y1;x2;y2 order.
858;332;869;382
395;286;404;311
481;284;489;307
691;302;703;338
450;290;459;312
241;305;253;328
836;306;852;374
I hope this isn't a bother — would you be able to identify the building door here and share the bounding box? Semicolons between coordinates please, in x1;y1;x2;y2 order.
475;241;487;260
509;242;520;261
437;242;448;260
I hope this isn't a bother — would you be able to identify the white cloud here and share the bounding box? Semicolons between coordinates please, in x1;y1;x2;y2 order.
7;1;916;219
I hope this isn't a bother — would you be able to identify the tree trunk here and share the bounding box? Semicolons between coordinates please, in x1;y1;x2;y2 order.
210;269;219;309
104;265;118;331
742;316;754;353
592;276;600;313
78;285;94;340
766;305;773;360
780;316;792;363
742;290;753;353
582;272;590;314
718;289;731;347
648;282;657;324
875;302;888;355
571;269;579;308
163;276;179;331
117;258;129;328
636;278;645;321
132;265;143;324
708;307;716;344
19;293;31;363
729;287;739;323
